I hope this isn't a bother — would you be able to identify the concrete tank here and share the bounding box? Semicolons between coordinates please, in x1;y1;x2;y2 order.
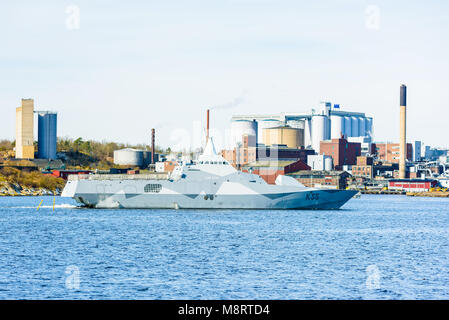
37;112;57;160
262;126;304;148
231;119;258;147
330;115;345;139
114;148;144;166
351;116;359;137
257;119;281;144
311;115;327;153
358;117;366;138
304;118;312;148
366;117;373;139
344;116;352;138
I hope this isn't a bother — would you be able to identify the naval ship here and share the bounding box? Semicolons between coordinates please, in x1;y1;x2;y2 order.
61;139;357;209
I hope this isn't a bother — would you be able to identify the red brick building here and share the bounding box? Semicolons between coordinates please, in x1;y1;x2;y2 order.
373;142;413;163
352;156;374;179
320;138;361;170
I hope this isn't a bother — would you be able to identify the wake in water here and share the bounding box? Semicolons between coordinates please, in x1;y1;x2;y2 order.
2;204;79;209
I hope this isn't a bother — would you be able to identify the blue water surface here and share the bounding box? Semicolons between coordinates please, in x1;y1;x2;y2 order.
0;195;448;299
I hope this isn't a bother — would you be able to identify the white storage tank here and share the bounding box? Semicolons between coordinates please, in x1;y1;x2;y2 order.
344;116;352;138
351;116;359;137
311;115;327;153
358;117;366;138
330;115;345;139
231;119;258;147
304;118;312;148
324;156;333;171
114;148;144;166
257;119;280;144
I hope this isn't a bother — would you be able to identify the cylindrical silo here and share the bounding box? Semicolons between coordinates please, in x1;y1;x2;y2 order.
311;115;326;153
366;117;373;139
358;117;366;137
324;157;333;171
325;116;331;140
304;118;312;148
113;148;144;166
231;120;258;147
257;119;280;144
344;116;352;138
37;112;57;159
351;116;359;137
263;126;304;148
330;115;345;139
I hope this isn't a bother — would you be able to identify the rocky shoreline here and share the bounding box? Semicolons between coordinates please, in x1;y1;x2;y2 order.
0;182;61;196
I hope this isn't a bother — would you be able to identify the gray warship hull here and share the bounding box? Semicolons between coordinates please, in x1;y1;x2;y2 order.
62;173;357;210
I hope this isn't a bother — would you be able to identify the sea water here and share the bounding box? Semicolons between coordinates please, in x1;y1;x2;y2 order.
0;195;448;299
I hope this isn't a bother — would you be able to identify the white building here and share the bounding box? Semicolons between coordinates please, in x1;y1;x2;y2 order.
307;154;333;171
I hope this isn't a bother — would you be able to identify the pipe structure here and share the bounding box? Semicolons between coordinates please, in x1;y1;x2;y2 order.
151;128;155;164
399;84;407;179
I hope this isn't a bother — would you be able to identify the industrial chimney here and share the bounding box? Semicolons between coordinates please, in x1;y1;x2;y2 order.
151;128;155;164
206;109;210;142
399;84;407;179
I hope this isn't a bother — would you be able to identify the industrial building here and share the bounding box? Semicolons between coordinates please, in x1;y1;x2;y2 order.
15;99;35;159
307;154;333;171
351;156;375;179
320;138;362;169
388;179;438;192
15;98;59;160
230;101;373;154
37;111;57;159
373;142;413;164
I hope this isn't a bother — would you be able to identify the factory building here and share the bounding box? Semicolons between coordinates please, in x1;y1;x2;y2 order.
231;101;373;154
320;138;362;170
37;111;57;159
15;99;35;159
373;142;413;164
351;156;375;179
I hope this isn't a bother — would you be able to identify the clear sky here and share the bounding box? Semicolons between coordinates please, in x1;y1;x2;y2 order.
1;0;448;151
